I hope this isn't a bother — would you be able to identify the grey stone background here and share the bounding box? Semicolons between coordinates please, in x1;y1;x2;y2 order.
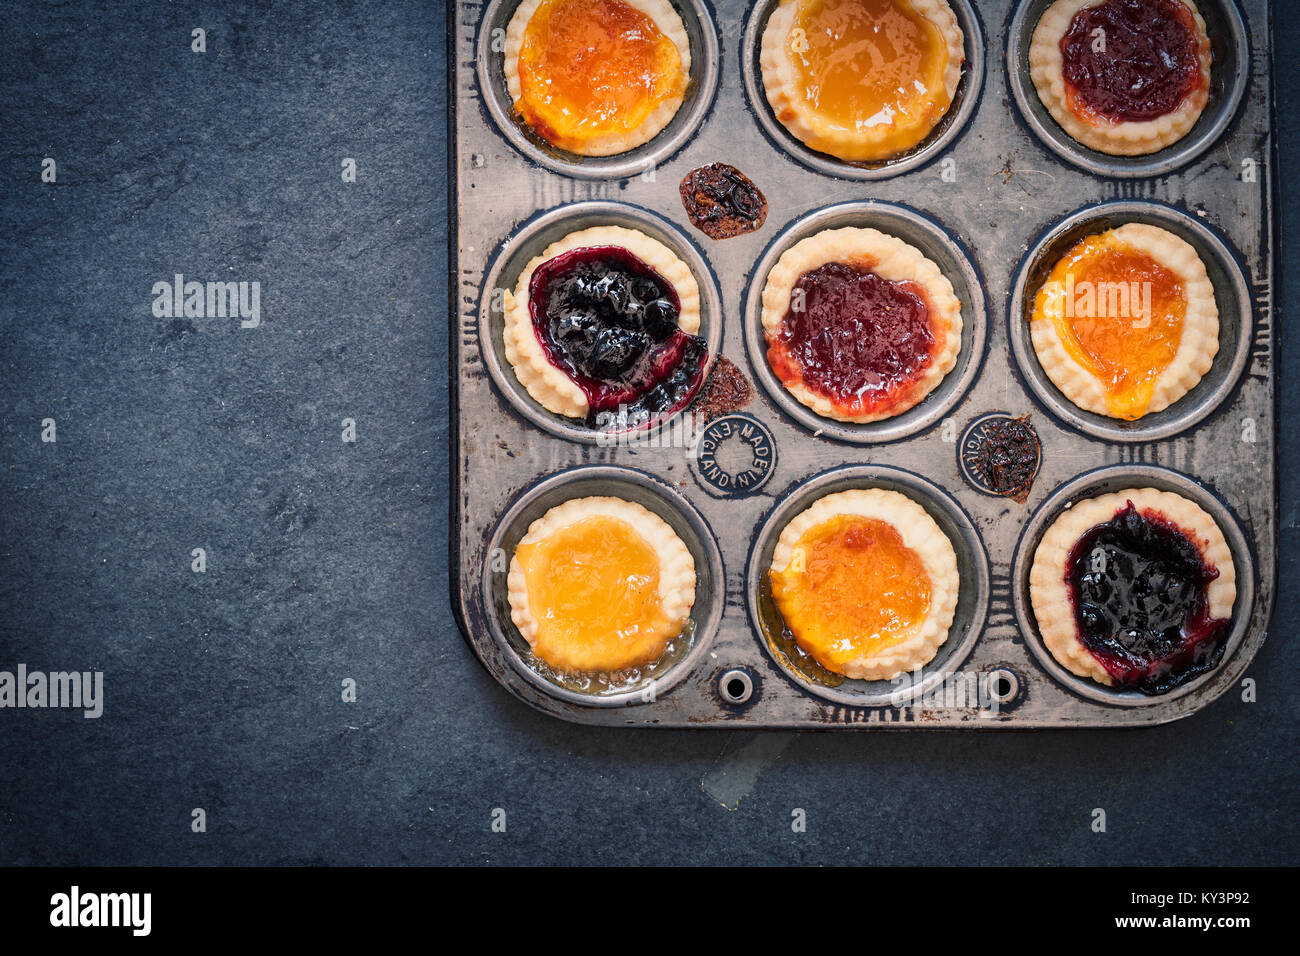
0;0;1294;865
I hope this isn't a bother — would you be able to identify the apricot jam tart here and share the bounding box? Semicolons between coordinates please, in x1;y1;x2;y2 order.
508;496;696;674
760;226;962;423
1030;0;1212;156
769;489;959;681
504;225;709;429
1030;488;1235;694
760;0;965;162
1030;222;1218;421
504;0;691;156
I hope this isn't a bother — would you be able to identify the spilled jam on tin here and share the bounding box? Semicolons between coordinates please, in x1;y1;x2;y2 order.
1060;0;1206;124
1066;501;1230;695
528;245;707;428
768;261;937;418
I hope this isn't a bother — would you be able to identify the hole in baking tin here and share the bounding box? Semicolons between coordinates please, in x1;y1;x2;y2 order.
1007;200;1252;443
741;0;985;180
1005;0;1249;177
719;669;754;705
986;668;1019;705
475;0;721;180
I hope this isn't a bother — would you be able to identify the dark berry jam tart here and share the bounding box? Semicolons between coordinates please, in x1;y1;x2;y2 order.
1030;0;1212;156
1029;487;1235;695
759;226;962;423
504;225;709;429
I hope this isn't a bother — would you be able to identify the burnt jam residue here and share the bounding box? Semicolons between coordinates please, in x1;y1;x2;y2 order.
1066;502;1230;695
679;163;768;240
1060;0;1204;123
962;415;1041;502
771;262;934;414
691;355;755;423
528;245;708;428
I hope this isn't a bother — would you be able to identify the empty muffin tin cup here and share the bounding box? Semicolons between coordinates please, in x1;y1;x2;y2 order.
741;0;985;180
746;465;990;708
743;200;988;444
1010;464;1256;708
1008;199;1252;442
476;0;721;180
479;200;724;444
482;465;724;707
1006;0;1249;177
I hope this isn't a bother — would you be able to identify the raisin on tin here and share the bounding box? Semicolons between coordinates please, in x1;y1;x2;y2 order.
679;163;768;240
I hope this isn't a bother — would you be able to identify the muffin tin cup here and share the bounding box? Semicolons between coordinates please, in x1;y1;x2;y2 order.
1007;199;1253;442
1006;0;1250;178
475;0;722;180
478;200;725;444
741;0;987;180
481;465;726;707
743;200;989;444
746;465;991;708
1010;464;1257;708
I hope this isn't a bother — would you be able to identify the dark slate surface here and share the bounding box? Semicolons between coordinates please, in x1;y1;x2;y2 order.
0;0;1295;866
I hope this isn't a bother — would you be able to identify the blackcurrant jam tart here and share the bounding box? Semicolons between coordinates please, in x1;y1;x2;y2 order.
1030;222;1218;420
760;0;965;162
508;496;696;674
1029;487;1235;695
760;226;962;423
504;0;691;156
504;225;709;429
1029;0;1212;156
769;488;959;680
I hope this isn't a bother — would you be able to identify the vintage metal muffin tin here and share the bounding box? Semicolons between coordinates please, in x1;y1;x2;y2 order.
450;0;1276;727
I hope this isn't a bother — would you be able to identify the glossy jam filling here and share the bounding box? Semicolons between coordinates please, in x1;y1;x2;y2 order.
516;515;673;673
1066;502;1229;695
514;0;686;152
1037;233;1187;419
771;515;932;675
528;245;708;427
1060;0;1206;124
768;260;937;418
788;0;953;158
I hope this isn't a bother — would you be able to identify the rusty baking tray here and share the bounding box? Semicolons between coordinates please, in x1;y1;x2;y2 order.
449;0;1277;727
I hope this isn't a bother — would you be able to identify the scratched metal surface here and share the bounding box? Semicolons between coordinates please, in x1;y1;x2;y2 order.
450;0;1276;727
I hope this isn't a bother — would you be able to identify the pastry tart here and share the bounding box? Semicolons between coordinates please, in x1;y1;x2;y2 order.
760;226;962;423
769;489;959;681
1030;222;1218;420
1029;487;1235;694
504;0;691;156
508;496;696;674
760;0;965;162
1029;0;1212;156
503;225;708;427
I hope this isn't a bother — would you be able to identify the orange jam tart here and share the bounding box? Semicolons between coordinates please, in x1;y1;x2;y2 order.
772;515;932;673
766;489;959;681
506;0;690;157
508;497;695;674
1028;218;1227;422
761;0;965;162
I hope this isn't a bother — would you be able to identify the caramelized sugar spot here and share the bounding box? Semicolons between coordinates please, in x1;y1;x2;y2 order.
771;515;932;675
517;515;673;672
515;0;686;151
